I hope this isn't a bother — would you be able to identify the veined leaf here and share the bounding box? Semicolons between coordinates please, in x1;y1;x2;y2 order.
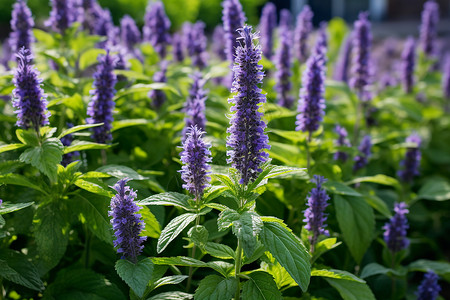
115;258;154;298
74;178;114;198
0;250;44;291
194;275;237;300
204;242;235;259
97;164;147;180
417;177;450;201
0;202;33;215
58;123;103;138
138;192;193;211
312;269;365;283
0;143;26;154
153;275;188;290
157;213;197;253
112;119;150;131
346;175;401;190
324;181;361;197
147;292;193;300
64;141;111;154
0;174;47;194
140;206;161;239
241;271;282;300
325;277;376;300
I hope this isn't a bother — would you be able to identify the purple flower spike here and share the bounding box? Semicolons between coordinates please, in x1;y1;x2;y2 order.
383;202;409;253
334;34;352;83
334;125;351;162
183;72;207;141
143;1;171;58
303;175;330;247
350;12;372;102
12;48;50;131
416;271;441;300
222;0;246;64
295;52;326;136
401;37;416;94
294;5;313;63
212;25;227;61
279;9;292;29
9;0;34;58
120;15;141;52
442;54;450;100
149;63;167;110
172;33;184;62
45;0;75;33
109;178;146;263
86;51;117;144
184;21;208;69
314;22;328;62
419;0;439;57
226;25;270;185
353;135;372;172
260;2;277;59
275;19;293;108
180;126;212;201
398;133;421;183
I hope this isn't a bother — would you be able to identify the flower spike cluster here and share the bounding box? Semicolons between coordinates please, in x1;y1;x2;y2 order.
226;25;270;185
45;0;75;33
143;1;171;58
294;5;313;63
120;15;141;52
12;47;50;131
275;15;293;108
149;63;167;110
419;0;439;57
334;125;351;162
183;21;208;69
182;72;207;141
109;178;146;263
443;54;450;100
180;126;212;201
334;34;352;83
304;175;330;247
383;202;409;253
222;0;246;64
279;9;292;29
9;0;34;58
353;135;372;172
259;2;277;59
86;51;117;143
416;271;441;300
398;133;421;183
172;33;184;62
212;25;227;61
401;37;416;94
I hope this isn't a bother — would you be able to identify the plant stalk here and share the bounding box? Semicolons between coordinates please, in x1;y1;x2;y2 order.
186;216;200;292
235;239;243;300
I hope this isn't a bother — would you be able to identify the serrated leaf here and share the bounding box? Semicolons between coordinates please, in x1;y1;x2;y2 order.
259;221;311;292
334;195;375;263
203;185;229;203
58;123;103;138
324;181;361;197
346;175;401;190
217;209;240;231
20;138;63;182
408;259;450;280
0;250;44;291
151;256;207;268
204;242;235;259
260;252;296;289
97;164;147;180
115;258;154;298
147;291;193;300
0;202;33;215
232;211;263;258
312;238;341;263
0;173;47;194
138;192;193;211
311;269;365;283
140;206;161;238
153;275;188;290
241;271;282;300
194;275;237;300
325;277;376;300
157;213;197;253
360;263;405;279
64;141;111;154
0;143;26;154
75;178;114;198
188;225;209;247
16;128;39;146
417;178;450;201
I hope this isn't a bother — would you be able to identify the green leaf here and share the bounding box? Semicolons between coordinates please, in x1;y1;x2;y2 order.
79;48;106;70
147;291;193;300
363;194;392;218
74;178;114;198
33;29;56;47
138;192;193;211
325;277;376;300
188;225;209;247
19;138;63;182
0;250;44;291
241;271;282;300
153;275;188;290
334;195;375;263
203;185;229;203
151;256;207;268
0;202;33;215
194;275;237;300
346;175;401;190
115;83;180;100
360;263;404;279
157;213;197;253
140;206;161;239
204;242;235;259
311;238;341;263
217;209;240;231
58;123;103;138
0;174;47;194
311;269;365;283
232;211;263;257
64;141;111;154
324;181;361;197
0;143;26;154
112;119;150;131
260;252;296;289
259;221;311;291
114;69;152;81
115;258;154;298
97;164;147;180
408;260;450;280
417;178;450;201
16;129;39;146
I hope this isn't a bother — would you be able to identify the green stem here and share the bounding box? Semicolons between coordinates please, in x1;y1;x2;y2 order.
235;239;243;300
353;101;362;146
186;216;200;292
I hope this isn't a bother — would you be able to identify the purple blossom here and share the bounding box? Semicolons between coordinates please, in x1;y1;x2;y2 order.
9;0;34;58
334;125;351;162
81;0;102;33
294;5;313;63
222;0;246;64
401;37;416;94
353;135;372;172
12;48;50;131
94;8;114;47
61;123;79;167
275;19;293;108
45;0;75;33
182;72;207;141
183;22;208;69
226;25;270;185
279;9;292;29
120;15;141;52
143;1;171;58
416;271;441;300
86;51;117;143
259;2;277;59
149;63;167;110
442;54;450;100
303;175;330;247
314;22;328;62
419;0;439;57
172;33;184;62
180;126;212;201
398;133;421;183
383;202;409;253
295;51;326;136
212;25;227;61
333;34;352;83
109;178;146;263
350;12;372;102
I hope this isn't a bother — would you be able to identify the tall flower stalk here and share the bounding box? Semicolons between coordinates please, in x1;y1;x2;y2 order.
334;125;351;162
419;0;439;57
275;14;293;108
416;271;441;300
333;34;352;83
45;0;75;33
182;72;207;141
398;133;421;183
353;135;372;172
149;63;167;110
401;37;416;94
259;2;276;59
9;0;34;59
143;1;171;58
443;54;450;111
294;5;313;63
222;0;246;65
120;15;141;53
183;21;208;69
383;202;409;255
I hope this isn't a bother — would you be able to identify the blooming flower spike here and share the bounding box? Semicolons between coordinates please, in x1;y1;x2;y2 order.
383;202;409;253
398;133;421;183
416;271;441;300
9;0;34;58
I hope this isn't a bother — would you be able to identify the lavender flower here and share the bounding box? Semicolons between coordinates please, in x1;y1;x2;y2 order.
334;125;351;162
419;0;439;57
333;34;352;83
120;15;141;52
81;0;102;33
86;51;117;143
275;20;293;108
180;126;212;201
416;271;441;300
226;25;270;185
401;37;416;94
397;133;421;183
294;5;313;63
94;8;114;47
45;0;75;33
9;0;34;57
353;135;372;172
442;54;450;100
149;63;167;109
279;9;292;29
182;72;207;141
314;22;328;62
143;1;171;58
109;178;146;263
350;12;372;102
12;48;50;131
212;25;227;61
222;0;246;64
183;22;208;69
383;202;409;253
295;52;326;136
61;123;79;166
259;2;277;59
172;33;184;62
303;175;330;247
